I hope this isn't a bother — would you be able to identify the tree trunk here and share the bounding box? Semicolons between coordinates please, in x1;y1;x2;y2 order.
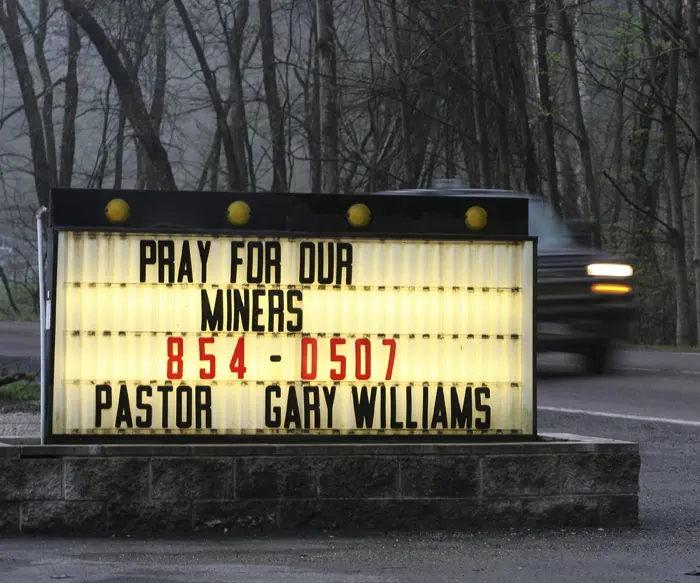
627;8;667;266
219;0;250;191
0;0;53;206
259;0;287;191
389;0;412;189
534;0;561;213
311;18;322;193
687;0;700;344
498;1;539;194
554;0;601;247
488;17;512;190
59;11;80;188
609;0;633;238
471;0;491;188
316;0;338;193
144;3;168;190
663;0;692;345
459;4;480;186
113;103;127;188
17;0;58;186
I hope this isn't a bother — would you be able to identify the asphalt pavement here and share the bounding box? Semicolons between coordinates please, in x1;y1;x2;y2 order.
0;321;40;359
1;323;700;582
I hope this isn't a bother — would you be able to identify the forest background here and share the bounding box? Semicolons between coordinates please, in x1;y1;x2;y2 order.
0;0;698;348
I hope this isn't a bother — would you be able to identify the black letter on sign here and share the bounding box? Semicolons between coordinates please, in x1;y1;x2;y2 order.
318;243;334;285
265;385;281;428
390;386;403;429
233;289;250;332
201;289;224;331
251;289;265;332
136;385;152;428
337;243;353;285
195;386;212;429
351;386;376;428
158;240;175;283
95;384;112;428
115;384;133;428
286;290;303;332
176;385;193;429
268;290;284;332
303;386;320;429
247;242;264;284
431;385;447;429
298;242;315;284
284;386;302;428
198;240;211;283
405;386;418;429
265;241;281;284
475;385;492;430
157;385;173;428
177;241;193;283
322;386;336;428
230;241;244;283
139;240;156;282
450;386;472;429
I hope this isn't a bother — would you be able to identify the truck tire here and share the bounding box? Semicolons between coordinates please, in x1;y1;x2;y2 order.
583;341;613;376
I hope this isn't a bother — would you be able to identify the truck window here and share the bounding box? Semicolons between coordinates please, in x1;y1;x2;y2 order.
528;199;576;250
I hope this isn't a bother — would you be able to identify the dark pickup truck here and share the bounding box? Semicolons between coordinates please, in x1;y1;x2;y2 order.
379;184;639;375
528;195;638;374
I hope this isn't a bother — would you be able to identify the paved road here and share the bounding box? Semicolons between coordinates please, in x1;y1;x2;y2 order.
0;321;40;359
1;324;700;581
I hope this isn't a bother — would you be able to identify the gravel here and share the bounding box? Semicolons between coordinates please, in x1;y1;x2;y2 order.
0;410;40;437
0;356;40;437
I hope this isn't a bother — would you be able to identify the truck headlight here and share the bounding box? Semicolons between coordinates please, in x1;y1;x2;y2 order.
586;263;634;277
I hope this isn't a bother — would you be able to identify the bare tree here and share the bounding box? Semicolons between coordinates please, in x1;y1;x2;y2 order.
554;0;601;247
687;0;700;342
62;0;177;190
173;0;244;191
661;0;691;345
316;0;338;193
533;0;561;212
0;0;54;206
259;0;287;192
59;10;80;188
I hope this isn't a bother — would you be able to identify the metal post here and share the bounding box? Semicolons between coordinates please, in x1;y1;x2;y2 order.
36;206;47;445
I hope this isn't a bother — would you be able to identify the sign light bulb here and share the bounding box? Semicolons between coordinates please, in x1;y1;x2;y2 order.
227;201;251;226
105;198;130;224
347;203;371;227
465;206;487;230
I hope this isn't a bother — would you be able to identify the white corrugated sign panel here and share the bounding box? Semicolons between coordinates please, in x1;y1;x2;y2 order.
51;232;534;436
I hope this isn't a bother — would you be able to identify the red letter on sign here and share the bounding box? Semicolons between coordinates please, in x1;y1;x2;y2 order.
330;338;346;380
229;337;247;379
382;338;396;380
166;336;184;380
199;337;216;380
301;337;318;380
355;338;371;380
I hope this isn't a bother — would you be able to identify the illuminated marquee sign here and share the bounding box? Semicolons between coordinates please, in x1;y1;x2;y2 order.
44;188;535;444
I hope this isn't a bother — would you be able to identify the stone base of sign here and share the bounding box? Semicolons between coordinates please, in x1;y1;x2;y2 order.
0;433;639;535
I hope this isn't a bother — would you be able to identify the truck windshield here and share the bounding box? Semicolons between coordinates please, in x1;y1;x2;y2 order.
528;199;576;249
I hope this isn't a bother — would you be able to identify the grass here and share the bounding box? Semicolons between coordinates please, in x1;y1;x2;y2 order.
0;377;40;410
0;280;39;323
